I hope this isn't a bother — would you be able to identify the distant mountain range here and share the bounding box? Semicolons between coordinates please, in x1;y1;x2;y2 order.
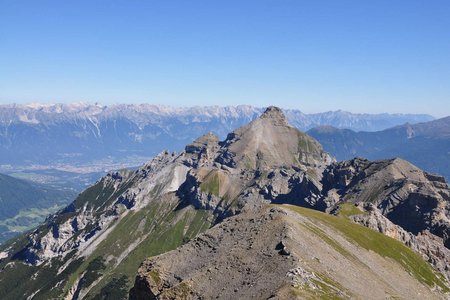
0;103;434;167
0;173;76;243
308;116;450;181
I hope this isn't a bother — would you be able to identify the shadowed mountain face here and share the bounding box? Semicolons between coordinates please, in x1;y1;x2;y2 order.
0;107;449;299
308;116;450;180
321;157;450;243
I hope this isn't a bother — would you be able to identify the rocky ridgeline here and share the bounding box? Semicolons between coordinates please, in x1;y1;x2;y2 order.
307;116;450;181
323;158;450;244
0;106;449;299
130;206;448;299
351;205;450;281
130;107;450;298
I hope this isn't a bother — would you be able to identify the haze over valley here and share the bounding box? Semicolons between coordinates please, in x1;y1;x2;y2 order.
0;103;436;184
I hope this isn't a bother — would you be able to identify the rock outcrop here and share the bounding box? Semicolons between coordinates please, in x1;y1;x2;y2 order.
130;206;448;299
351;204;450;282
321;158;450;247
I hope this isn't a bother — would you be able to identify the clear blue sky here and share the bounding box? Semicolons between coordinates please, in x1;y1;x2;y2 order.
1;1;449;116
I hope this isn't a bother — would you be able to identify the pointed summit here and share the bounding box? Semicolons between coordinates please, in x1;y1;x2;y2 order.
259;106;290;126
217;105;333;171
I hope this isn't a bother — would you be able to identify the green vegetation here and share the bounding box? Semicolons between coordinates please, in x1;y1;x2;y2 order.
298;134;313;152
81;200;212;298
294;132;318;166
0;173;77;243
82;257;107;288
200;171;220;196
300;222;355;260
244;157;254;170
91;275;129;300
171;282;192;298
0;173;76;219
283;204;450;292
0;162;206;298
310;273;349;299
289;272;348;300
0;173;212;299
0;254;85;300
148;270;161;285
72;174;134;211
0;205;65;232
0;262;40;299
335;203;367;218
313;273;349;298
184;209;211;241
64;201;166;291
297;132;321;156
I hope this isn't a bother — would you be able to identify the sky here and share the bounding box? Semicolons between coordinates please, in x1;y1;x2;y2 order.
0;1;449;117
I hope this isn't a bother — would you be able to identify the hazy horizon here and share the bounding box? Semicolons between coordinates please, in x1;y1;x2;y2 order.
0;101;440;118
1;1;449;117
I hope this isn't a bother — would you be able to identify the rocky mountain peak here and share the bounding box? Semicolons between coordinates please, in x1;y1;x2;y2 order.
185;132;219;151
216;105;334;171
259;106;290;126
184;132;220;167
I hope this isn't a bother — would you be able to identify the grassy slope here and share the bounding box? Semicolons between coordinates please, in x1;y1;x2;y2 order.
282;204;449;292
83;201;212;298
0;168;213;300
0;176;124;300
335;203;367;218
0;202;212;300
200;171;220;197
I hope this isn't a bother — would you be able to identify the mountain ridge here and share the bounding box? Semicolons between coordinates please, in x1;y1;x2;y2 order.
0;103;434;174
130;205;448;299
0;103;434;129
0;106;448;299
308;115;450;180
